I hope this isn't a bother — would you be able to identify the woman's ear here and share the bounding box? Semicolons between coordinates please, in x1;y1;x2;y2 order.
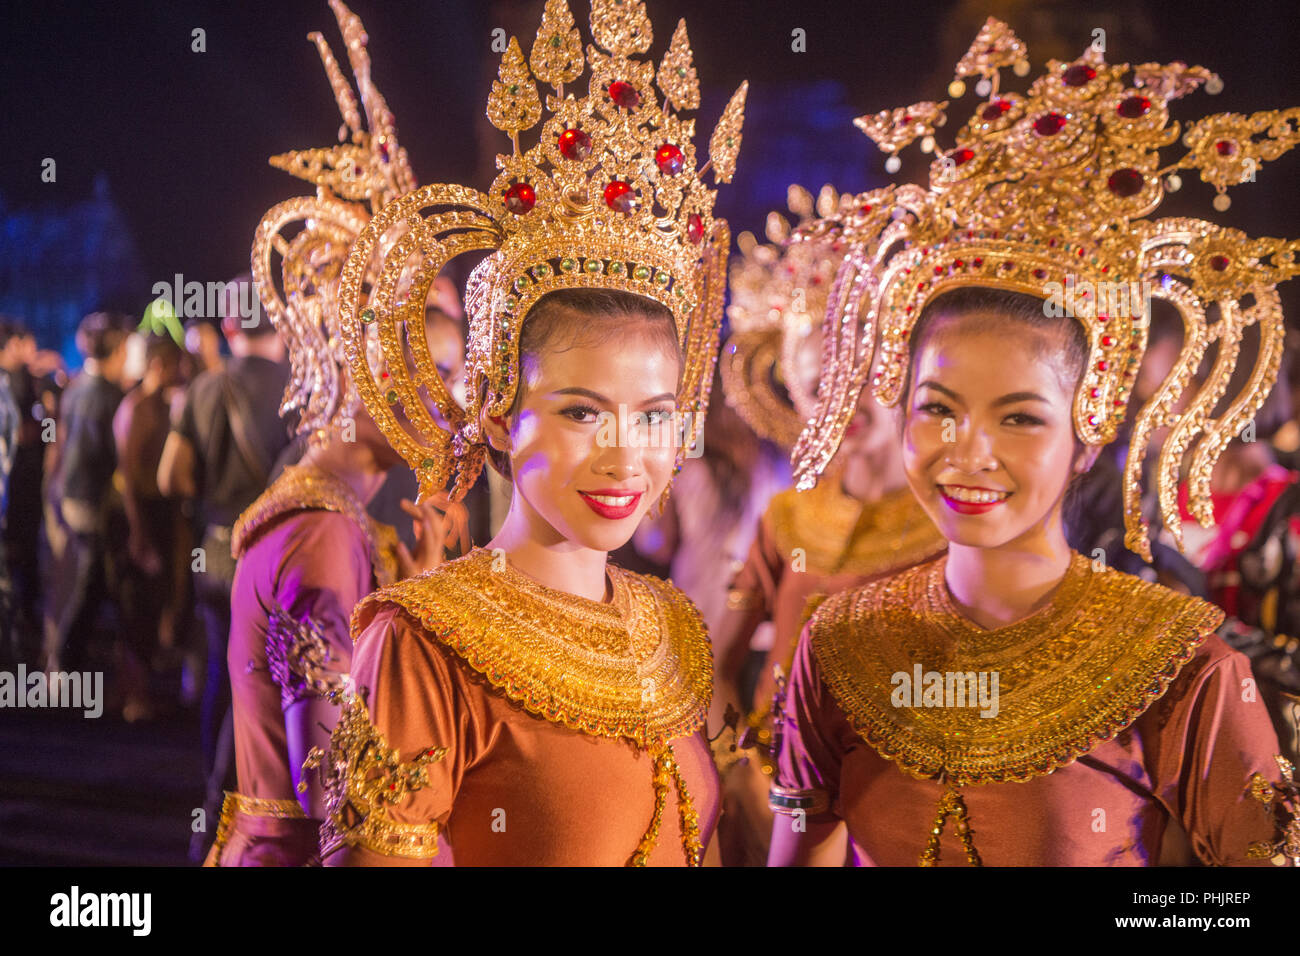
1074;443;1102;474
480;406;512;453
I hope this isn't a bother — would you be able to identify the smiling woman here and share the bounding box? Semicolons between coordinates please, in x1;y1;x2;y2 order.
307;0;748;867
768;17;1297;867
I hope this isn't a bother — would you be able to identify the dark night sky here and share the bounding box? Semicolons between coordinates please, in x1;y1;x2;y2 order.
3;0;1299;324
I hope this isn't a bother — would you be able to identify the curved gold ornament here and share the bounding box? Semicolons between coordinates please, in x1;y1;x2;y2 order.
335;0;745;505
793;16;1300;559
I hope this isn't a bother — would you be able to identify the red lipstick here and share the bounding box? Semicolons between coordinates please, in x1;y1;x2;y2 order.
938;484;1011;515
578;489;643;520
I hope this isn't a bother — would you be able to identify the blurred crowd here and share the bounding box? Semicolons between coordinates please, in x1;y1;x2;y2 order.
2;276;1300;863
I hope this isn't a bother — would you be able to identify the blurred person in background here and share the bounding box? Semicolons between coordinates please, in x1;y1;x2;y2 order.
42;311;135;674
113;332;186;721
157;274;291;849
0;317;49;661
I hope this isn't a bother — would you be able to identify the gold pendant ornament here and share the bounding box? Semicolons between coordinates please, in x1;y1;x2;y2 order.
789;16;1300;561
919;778;981;867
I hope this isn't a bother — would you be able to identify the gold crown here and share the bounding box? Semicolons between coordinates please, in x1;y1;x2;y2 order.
338;0;746;502
251;0;415;443
792;17;1300;559
721;184;840;450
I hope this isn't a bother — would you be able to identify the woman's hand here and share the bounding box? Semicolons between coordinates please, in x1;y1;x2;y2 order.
395;491;470;578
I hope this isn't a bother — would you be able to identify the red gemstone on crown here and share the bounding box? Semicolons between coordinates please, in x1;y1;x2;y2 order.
860;203;873;214
952;147;975;166
1107;168;1144;197
687;213;704;244
1063;64;1096;87
1090;387;1100;398
608;81;640;110
1117;95;1150;118
1034;113;1067;136
1033;268;1047;279
504;182;536;214
655;143;685;176
558;128;592;160
377;141;390;163
604;180;635;214
1097;360;1108;371
1215;140;1236;156
981;99;1011;121
1210;255;1230;271
1101;335;1114;346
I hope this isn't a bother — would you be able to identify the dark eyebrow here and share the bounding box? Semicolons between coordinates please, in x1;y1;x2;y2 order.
549;387;676;407
915;380;959;401
915;381;1050;407
992;391;1051;407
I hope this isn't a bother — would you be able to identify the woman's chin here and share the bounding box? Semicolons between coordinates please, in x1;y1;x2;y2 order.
562;518;640;555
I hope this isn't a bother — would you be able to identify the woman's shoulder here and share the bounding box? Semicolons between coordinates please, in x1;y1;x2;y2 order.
1087;561;1225;637
351;548;490;642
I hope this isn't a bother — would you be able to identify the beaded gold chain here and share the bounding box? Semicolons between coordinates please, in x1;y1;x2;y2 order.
919;778;982;866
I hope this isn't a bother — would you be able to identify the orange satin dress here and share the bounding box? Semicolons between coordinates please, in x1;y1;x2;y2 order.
320;547;720;866
774;551;1289;866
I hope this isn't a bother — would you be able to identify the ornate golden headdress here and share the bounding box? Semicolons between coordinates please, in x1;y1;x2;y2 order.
721;184;840;450
251;0;416;444
336;0;747;503
792;17;1299;559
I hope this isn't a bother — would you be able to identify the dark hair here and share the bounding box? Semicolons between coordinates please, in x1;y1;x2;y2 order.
222;273;278;338
145;332;183;366
76;312;132;361
484;288;681;480
0;315;29;350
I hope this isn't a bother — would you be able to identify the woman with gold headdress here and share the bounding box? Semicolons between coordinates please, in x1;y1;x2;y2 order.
769;19;1299;866
710;185;946;866
205;1;464;867
308;0;747;866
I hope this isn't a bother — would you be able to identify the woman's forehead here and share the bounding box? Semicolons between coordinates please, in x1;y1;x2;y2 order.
913;321;1072;395
525;335;680;398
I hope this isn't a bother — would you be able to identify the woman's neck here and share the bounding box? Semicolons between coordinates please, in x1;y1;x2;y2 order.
299;436;388;506
488;498;611;603
942;515;1074;630
840;447;908;503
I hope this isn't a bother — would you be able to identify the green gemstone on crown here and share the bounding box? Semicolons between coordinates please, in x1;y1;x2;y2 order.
633;265;651;280
385;389;399;404
608;261;626;276
359;308;376;324
584;259;604;274
560;257;577;273
514;276;531;292
504;295;517;312
533;263;552;279
420;457;436;469
655;271;671;286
